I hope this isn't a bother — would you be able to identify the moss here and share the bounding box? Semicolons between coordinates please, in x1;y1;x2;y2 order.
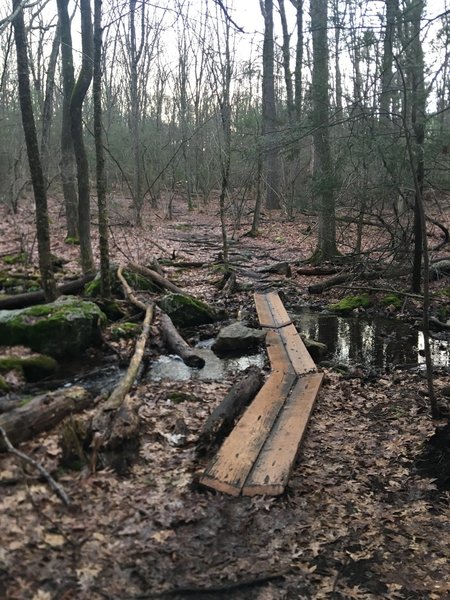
0;375;9;393
329;294;372;313
0;271;40;292
381;293;403;310
3;253;27;265
0;296;106;357
159;293;217;327
110;322;140;340
86;269;159;298
167;391;199;404
19;395;34;406
0;354;58;381
64;236;80;245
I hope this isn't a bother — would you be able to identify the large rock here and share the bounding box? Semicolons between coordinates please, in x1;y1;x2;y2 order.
159;293;217;327
0;296;106;357
212;321;266;355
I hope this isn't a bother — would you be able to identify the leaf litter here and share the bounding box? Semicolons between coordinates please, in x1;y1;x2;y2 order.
0;196;449;599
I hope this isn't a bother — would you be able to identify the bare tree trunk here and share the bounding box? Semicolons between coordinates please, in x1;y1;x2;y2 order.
12;0;57;301
260;0;280;209
289;0;303;117
40;23;60;187
277;0;294;123
380;0;397;121
311;0;337;259
70;0;94;274
129;0;144;223
57;0;79;240
93;0;111;298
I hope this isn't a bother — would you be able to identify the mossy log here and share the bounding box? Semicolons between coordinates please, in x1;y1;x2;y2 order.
126;262;185;295
0;274;96;310
196;366;264;455
0;386;93;449
159;310;205;368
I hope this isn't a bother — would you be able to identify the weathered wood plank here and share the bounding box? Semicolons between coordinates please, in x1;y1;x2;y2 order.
254;292;292;328
199;370;297;495
265;329;295;374
279;324;317;375
242;372;323;496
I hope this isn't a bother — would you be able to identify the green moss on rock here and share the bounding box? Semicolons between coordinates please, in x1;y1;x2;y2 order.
0;354;58;381
3;253;27;265
110;322;140;340
0;375;9;393
85;269;160;297
159;293;217;327
381;293;402;310
0;296;106;357
329;294;372;314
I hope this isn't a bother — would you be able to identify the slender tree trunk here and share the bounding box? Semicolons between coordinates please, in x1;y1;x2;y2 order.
93;0;110;298
12;0;57;301
293;0;303;117
380;0;397;121
260;0;280;209
40;23;60;187
278;0;294;123
57;0;79;240
129;0;143;223
70;0;95;274
311;0;337;259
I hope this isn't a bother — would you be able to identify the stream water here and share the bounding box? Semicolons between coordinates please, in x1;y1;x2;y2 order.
294;311;450;370
147;313;450;382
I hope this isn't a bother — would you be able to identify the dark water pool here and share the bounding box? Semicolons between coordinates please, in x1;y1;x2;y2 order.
294;311;450;370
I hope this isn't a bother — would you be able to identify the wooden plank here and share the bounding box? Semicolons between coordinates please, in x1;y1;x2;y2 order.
279;324;317;375
242;372;323;496
199;369;297;495
265;329;295;374
254;292;292;328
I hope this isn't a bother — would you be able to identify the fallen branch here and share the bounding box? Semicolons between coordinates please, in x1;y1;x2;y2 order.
334;284;424;300
103;268;154;411
308;268;407;294
0;426;70;505
159;309;205;368
127;262;185;295
0;273;96;310
145;571;287;598
0;386;94;447
197;365;264;454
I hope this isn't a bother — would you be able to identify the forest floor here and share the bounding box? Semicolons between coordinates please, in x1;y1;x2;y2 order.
0;194;450;600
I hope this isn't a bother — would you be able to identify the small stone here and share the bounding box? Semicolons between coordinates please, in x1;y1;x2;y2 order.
212;321;266;355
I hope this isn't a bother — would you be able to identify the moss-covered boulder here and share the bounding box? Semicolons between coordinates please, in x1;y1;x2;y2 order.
85;268;160;297
381;293;402;310
329;294;372;314
159;293;217;327
0;296;106;357
0;352;58;381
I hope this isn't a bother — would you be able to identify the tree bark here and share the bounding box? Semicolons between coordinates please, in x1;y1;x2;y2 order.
311;0;337;259
40;22;60;187
70;0;95;274
93;0;111;298
57;0;79;240
12;0;57;302
159;310;205;368
260;0;280;209
0;386;92;448
197;366;264;454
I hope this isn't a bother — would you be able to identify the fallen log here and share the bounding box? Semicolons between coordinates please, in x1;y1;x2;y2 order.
308;268;407;294
196;365;264;455
0;273;96;310
297;266;339;276
0;386;93;448
127;262;186;295
159;310;205;368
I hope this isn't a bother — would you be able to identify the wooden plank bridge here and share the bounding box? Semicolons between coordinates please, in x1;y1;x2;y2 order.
200;291;323;496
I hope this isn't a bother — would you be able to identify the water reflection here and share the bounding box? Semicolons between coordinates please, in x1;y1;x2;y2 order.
295;312;450;369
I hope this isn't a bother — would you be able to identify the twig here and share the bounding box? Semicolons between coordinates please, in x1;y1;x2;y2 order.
132;571;287;598
0;426;70;506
